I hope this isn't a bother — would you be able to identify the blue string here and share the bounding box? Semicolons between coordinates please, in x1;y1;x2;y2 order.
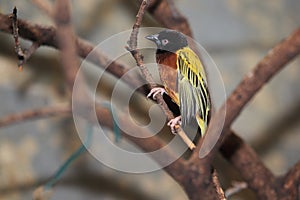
44;125;93;189
43;102;119;190
100;102;120;143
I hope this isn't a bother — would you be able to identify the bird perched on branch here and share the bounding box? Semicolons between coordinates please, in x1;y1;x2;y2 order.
146;30;210;136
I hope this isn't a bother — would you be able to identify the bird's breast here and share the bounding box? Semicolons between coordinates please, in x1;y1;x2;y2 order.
156;52;179;105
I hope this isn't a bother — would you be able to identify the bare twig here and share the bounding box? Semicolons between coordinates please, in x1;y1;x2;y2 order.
212;170;227;200
9;7;41;70
9;7;25;70
126;0;195;150
0;13;143;92
22;42;40;63
225;181;247;198
0;104;71;128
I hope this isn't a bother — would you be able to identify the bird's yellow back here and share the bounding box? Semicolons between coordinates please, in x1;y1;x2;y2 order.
176;47;210;136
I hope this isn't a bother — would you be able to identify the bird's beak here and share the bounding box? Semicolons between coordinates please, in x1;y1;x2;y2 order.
145;34;161;46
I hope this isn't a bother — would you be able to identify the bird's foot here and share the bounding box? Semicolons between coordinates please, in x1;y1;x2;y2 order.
167;116;182;134
147;87;166;100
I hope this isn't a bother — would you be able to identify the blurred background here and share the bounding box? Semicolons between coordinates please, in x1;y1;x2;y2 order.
0;0;300;199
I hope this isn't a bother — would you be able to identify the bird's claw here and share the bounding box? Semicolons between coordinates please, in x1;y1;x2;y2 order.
167;116;182;134
147;87;166;100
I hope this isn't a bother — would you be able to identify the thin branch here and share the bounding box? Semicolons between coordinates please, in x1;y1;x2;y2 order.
0;12;143;92
9;7;41;70
0;104;71;128
212;170;227;200
22;42;40;64
126;0;195;150
9;7;26;70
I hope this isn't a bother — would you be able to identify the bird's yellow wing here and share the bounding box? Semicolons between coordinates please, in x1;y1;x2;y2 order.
176;47;210;136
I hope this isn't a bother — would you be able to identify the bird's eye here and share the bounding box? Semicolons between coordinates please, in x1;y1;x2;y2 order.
162;39;169;45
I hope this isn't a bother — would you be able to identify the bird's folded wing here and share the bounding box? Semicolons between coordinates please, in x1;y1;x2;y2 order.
177;47;210;135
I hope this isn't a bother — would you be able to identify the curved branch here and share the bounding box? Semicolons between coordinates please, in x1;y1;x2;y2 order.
192;28;300;163
145;0;192;37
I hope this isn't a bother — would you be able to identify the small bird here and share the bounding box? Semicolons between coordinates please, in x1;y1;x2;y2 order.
146;30;210;136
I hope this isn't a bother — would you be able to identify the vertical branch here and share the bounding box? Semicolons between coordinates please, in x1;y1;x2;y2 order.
53;0;93;117
9;7;41;70
54;0;79;92
127;0;156;88
10;7;25;70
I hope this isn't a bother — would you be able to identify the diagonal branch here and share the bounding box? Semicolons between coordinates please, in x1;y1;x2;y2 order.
192;27;300;163
220;132;277;199
275;160;300;199
145;0;192;37
0;104;71;128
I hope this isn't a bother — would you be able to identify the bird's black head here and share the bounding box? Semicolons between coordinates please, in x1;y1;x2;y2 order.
146;30;188;53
